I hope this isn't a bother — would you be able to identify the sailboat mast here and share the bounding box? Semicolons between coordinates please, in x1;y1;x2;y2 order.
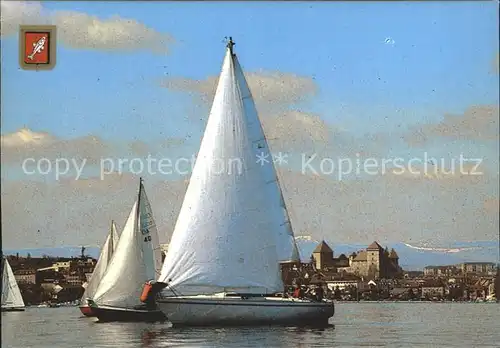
136;178;143;225
226;36;235;55
109;220;115;252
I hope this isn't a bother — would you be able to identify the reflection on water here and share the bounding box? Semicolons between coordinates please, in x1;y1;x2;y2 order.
2;303;499;348
133;325;335;348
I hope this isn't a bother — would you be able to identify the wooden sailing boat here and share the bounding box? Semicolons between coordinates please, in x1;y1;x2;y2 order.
1;257;25;312
150;38;334;327
79;220;120;317
88;178;166;322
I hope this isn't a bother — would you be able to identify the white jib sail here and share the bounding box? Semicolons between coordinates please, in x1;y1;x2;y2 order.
138;181;163;281
158;45;296;295
81;220;120;303
2;258;25;309
233;55;301;263
93;201;148;308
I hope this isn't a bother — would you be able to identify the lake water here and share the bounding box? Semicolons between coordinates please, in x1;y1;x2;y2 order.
2;303;499;347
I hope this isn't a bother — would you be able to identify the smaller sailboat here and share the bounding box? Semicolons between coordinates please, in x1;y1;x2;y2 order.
1;257;25;312
79;220;120;317
88;178;166;322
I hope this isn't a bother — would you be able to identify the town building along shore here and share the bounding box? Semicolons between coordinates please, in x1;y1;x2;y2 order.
280;241;499;302
5;249;97;305
4;241;499;304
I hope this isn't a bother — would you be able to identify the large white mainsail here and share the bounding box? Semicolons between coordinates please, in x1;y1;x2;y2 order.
93;180;162;308
1;257;25;310
155;40;334;328
158;42;300;296
81;220;120;303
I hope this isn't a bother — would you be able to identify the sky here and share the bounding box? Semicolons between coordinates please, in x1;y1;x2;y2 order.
1;1;499;253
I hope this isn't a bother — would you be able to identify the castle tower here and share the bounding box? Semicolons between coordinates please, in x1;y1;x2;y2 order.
311;241;333;271
389;248;399;266
366;241;383;279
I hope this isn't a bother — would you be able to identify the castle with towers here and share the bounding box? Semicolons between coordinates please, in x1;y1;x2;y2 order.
310;241;403;279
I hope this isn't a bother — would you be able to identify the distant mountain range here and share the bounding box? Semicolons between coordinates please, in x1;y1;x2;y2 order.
3;239;498;270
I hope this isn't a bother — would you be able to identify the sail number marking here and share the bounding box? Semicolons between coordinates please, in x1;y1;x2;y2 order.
144;235;152;242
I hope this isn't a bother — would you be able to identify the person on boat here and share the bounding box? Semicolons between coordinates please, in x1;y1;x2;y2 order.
138;280;163;310
144;290;157;310
304;286;313;300
315;284;325;302
283;285;293;298
298;285;306;299
292;286;300;298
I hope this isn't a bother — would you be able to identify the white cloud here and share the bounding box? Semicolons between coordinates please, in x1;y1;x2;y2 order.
0;1;173;53
160;70;317;106
0;128;186;168
1;128;113;165
388;162;487;182
160;71;330;151
52;11;173;53
285;168;498;245
263;110;331;144
1;173;188;248
2;166;497;249
405;105;499;146
0;1;45;36
1;128;56;147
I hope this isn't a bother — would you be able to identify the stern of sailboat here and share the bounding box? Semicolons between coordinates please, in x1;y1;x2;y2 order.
79;305;96;317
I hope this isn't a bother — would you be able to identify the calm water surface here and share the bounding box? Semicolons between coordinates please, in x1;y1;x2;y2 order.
2;303;499;347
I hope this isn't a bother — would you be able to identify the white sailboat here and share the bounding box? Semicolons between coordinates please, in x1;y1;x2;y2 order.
1;257;25;312
152;38;334;327
79;220;120;317
88;178;166;322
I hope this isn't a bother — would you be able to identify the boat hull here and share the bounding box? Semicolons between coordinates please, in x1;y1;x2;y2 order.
92;305;167;323
1;307;25;312
157;295;334;327
79;305;96;317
